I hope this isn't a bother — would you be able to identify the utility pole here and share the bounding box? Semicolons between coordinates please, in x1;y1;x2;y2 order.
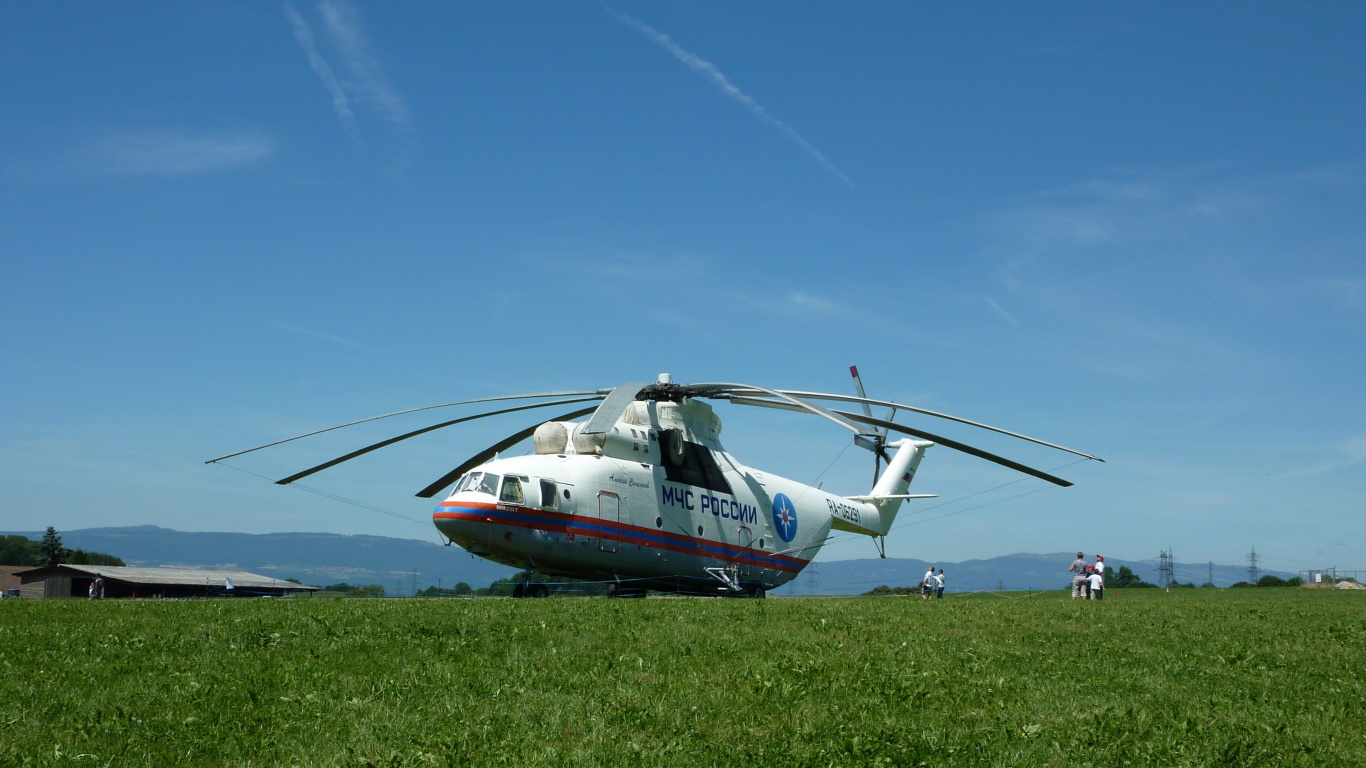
1158;548;1174;588
411;568;418;597
1247;546;1260;585
1207;561;1214;587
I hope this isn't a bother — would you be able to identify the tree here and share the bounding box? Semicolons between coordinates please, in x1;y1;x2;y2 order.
1109;565;1157;589
0;535;41;566
322;582;386;597
38;527;66;567
67;549;125;566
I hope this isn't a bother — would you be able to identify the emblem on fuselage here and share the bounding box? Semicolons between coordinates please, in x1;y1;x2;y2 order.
772;493;797;542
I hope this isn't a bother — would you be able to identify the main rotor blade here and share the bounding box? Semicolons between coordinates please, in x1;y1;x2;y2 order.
685;382;868;435
276;397;602;486
206;388;612;464
580;381;649;434
724;396;1076;487
735;388;1102;462
415;405;600;498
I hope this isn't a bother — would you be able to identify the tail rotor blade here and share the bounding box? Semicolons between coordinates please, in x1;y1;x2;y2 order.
415;405;600;498
850;366;887;483
849;366;878;426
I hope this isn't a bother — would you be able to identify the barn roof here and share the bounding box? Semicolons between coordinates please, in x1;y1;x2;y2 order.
14;564;318;591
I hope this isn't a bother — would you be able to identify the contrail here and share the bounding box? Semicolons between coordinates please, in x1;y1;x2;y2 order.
604;7;855;190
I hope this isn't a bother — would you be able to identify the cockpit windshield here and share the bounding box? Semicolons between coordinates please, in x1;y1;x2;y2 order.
476;473;500;496
448;472;500;498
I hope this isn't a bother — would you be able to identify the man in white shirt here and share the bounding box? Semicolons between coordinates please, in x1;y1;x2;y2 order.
934;568;945;599
921;566;935;599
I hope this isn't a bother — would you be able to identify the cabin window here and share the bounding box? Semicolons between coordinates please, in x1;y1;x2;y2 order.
500;476;524;504
540;480;558;511
476;473;500;496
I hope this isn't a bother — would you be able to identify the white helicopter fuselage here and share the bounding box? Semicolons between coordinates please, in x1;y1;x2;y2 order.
431;398;931;595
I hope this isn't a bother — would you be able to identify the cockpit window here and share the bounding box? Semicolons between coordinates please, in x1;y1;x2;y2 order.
476;473;500;496
447;472;476;498
539;479;558;511
499;476;524;504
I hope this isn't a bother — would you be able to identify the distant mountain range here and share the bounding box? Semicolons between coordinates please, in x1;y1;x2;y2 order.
1;526;517;595
770;553;1292;596
3;526;1291;595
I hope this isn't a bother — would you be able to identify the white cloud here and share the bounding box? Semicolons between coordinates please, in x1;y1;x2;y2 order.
285;0;410;141
284;1;358;142
985;296;1018;325
1306;277;1366;312
1278;434;1366;478
603;6;855;190
316;0;410;127
84;131;275;175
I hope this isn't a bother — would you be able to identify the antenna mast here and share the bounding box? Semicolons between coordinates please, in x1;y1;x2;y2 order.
1157;548;1174;588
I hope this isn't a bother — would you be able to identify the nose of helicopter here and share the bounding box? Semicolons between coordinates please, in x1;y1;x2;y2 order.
432;503;491;549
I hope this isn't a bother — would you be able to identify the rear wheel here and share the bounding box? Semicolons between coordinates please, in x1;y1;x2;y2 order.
529;584;550;599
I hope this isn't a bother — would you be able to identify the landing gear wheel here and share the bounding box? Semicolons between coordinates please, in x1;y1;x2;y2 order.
529;584;550;599
751;587;766;599
512;583;526;599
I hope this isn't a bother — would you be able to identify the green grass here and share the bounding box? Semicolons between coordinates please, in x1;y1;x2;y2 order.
1;589;1363;767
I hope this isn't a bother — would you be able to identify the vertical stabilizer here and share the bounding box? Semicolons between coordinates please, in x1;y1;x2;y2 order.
866;439;933;533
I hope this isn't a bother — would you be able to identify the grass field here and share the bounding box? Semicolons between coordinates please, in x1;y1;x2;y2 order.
2;589;1363;767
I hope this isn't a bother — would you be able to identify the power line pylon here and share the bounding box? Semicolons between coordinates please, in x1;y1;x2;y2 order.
1157;548;1174;588
1247;546;1260;585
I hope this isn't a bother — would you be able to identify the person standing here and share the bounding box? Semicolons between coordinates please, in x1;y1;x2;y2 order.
921;565;936;599
934;568;946;599
1069;552;1089;601
1087;566;1104;601
93;573;104;599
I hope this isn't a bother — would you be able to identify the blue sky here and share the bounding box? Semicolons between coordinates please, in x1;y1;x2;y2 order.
2;2;1363;576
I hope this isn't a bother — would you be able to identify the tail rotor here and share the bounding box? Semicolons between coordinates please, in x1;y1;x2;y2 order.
850;366;896;483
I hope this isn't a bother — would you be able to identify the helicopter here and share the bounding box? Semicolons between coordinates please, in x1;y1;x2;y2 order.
210;368;1100;598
